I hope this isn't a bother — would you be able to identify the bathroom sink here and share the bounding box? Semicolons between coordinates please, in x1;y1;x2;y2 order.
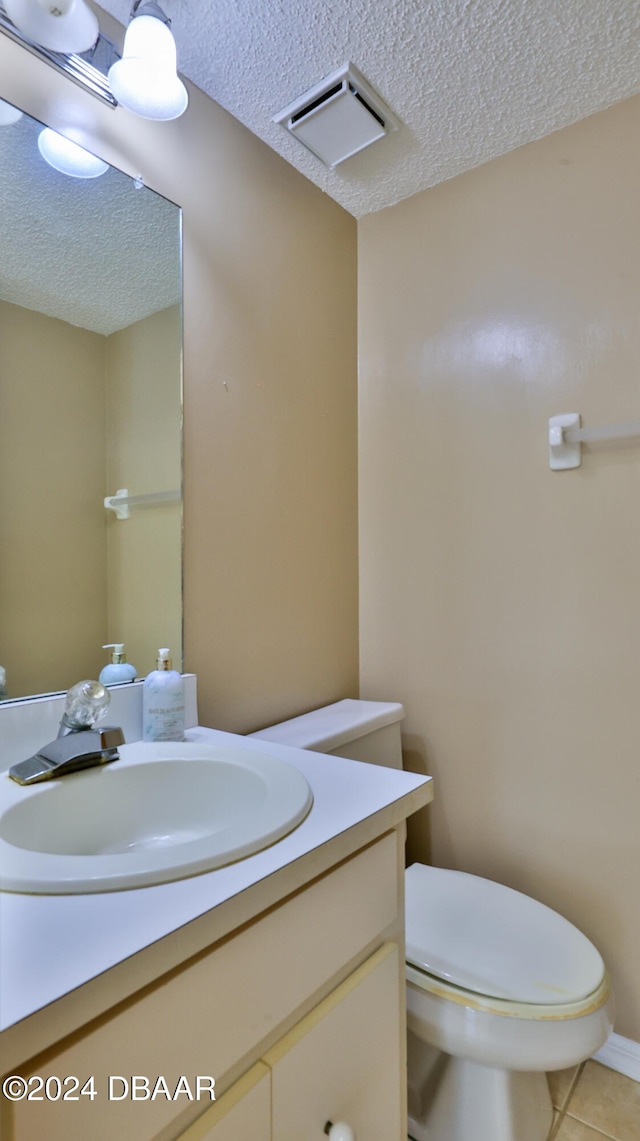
0;742;313;893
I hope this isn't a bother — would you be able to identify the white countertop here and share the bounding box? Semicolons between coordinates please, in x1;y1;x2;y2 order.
0;725;432;1055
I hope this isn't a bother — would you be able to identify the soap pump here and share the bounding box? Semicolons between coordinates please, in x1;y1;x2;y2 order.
142;648;185;742
99;643;138;685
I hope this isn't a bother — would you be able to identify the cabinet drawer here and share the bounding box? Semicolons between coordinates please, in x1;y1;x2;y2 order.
176;1063;270;1141
5;832;398;1141
265;943;403;1141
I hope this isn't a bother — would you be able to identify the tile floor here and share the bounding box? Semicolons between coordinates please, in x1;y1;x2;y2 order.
547;1061;640;1140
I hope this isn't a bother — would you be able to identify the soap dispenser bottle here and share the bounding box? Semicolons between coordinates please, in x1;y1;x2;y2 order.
99;644;138;685
142;648;185;742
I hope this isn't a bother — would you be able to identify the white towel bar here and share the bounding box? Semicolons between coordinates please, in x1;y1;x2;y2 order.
104;488;181;520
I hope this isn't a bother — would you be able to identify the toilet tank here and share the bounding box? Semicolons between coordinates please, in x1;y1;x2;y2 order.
249;699;405;770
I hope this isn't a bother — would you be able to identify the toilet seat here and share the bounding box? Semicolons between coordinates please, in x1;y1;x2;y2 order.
405;864;605;1005
406;961;612;1021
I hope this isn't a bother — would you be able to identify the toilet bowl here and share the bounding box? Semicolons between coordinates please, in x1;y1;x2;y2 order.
250;700;614;1141
404;862;613;1140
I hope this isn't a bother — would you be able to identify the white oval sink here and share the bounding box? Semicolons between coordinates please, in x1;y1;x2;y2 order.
0;742;313;893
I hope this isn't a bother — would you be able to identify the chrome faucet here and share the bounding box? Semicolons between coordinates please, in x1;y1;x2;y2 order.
9;680;125;786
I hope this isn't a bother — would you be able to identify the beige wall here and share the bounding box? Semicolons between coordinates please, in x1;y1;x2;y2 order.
105;305;182;677
0;11;358;729
0;299;107;696
359;93;640;1039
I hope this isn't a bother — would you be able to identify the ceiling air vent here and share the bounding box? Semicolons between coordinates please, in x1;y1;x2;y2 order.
273;63;400;169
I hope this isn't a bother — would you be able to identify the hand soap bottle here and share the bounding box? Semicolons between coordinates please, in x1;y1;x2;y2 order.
99;643;138;685
142;648;185;742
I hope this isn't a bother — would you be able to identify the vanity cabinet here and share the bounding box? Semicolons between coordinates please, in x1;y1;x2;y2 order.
177;944;400;1141
2;831;406;1141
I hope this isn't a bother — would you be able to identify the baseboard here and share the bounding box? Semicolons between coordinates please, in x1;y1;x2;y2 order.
593;1032;640;1082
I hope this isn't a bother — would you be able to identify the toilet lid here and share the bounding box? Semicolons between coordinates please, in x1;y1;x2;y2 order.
405;864;605;1005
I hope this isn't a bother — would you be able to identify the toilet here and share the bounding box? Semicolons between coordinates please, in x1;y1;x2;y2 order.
251;699;614;1141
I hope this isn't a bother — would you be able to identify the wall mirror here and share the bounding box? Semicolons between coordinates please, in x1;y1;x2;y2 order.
0;97;183;701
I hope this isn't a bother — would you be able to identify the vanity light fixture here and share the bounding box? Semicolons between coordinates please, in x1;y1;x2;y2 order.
107;0;188;121
0;0;187;119
37;126;109;177
3;0;98;54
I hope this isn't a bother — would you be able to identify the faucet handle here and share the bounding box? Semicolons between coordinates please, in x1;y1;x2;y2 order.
59;679;110;736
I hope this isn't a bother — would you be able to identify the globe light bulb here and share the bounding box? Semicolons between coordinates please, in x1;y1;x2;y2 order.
4;0;99;53
38;128;109;178
108;13;188;121
0;99;23;126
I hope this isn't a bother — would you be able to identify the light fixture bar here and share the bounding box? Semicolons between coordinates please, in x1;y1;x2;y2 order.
0;5;118;107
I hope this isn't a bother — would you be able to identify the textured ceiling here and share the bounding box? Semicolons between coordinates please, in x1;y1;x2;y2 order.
0;106;181;334
97;0;640;218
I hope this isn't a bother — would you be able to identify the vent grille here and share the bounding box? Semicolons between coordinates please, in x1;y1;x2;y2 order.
274;63;400;169
290;81;344;126
349;84;385;129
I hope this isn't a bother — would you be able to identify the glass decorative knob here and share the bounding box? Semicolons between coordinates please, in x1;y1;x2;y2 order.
62;679;110;731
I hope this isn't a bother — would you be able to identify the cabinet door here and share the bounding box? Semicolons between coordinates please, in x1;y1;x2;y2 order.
265;943;404;1141
4;837;398;1141
176;1063;270;1141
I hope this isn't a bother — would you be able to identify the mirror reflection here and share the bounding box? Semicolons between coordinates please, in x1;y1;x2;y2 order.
0;100;183;701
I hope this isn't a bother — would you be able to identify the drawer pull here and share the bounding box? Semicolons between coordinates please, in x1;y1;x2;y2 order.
324;1122;355;1141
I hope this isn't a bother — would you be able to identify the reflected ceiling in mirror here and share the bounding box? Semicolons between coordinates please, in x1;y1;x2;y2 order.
0;108;179;332
0;100;183;702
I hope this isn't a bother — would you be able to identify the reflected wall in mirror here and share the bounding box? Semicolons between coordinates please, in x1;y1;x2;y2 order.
0;100;182;701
